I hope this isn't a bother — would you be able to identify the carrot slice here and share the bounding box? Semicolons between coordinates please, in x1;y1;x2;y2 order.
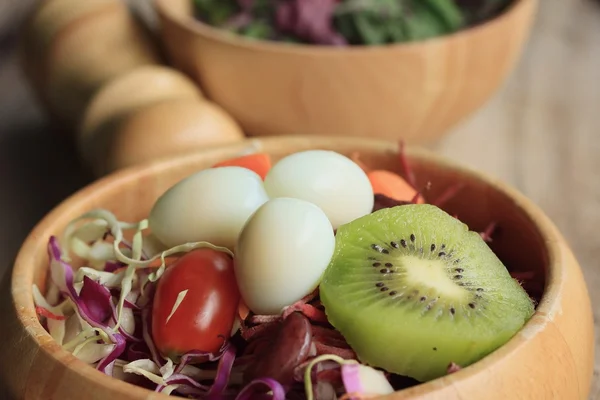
36;306;66;321
213;153;272;180
368;170;425;204
238;298;250;321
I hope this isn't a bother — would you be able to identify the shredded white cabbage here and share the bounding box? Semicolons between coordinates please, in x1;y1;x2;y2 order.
73;338;113;362
160;385;182;395
113;219;147;331
62;314;83;345
33;284;66;314
141;233;168;259
122;359;166;385
160;357;176;380
60;209;233;334
88;241;117;263
166;290;188;325
108;307;135;335
35;208;235;389
45;282;61;306
74;267;127;289
33;284;70;344
47;319;66;345
303;355;358;400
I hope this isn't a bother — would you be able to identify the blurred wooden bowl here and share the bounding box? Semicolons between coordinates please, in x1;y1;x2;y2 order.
19;0;162;130
155;0;538;144
0;136;593;399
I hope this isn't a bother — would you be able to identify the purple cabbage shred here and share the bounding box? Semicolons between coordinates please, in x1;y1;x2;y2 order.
48;237;127;374
275;0;347;45
206;345;237;399
44;235;384;399
235;378;286;400
80;275;112;323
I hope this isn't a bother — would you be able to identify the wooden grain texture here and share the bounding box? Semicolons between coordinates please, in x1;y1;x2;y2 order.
0;137;594;400
427;0;600;398
155;0;537;145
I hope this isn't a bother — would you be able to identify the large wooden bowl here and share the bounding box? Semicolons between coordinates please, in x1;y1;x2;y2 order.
155;0;537;144
0;136;593;399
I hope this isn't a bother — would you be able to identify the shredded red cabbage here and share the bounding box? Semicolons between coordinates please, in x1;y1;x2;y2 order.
176;346;228;372
123;298;140;309
141;307;164;367
104;261;125;273
48;236;79;300
237;0;254;11
127;342;153;362
340;364;361;394
206;345;237;399
33;138;534;400
235;378;286;400
48;237;127;374
97;334;127;375
275;0;346;45
165;374;210;390
80;276;112;323
157;374;210;397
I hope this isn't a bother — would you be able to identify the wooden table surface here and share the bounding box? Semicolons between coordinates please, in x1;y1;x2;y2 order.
430;1;600;397
0;0;598;398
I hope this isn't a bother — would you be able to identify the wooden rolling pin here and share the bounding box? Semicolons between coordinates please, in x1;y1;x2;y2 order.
19;0;247;176
19;0;162;131
78;65;246;176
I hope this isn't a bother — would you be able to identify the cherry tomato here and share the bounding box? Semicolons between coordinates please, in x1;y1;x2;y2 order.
151;248;240;359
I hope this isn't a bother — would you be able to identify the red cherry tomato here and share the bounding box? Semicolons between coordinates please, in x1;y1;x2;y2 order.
151;248;240;359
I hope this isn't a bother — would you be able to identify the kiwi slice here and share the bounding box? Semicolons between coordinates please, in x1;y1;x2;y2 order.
320;204;535;382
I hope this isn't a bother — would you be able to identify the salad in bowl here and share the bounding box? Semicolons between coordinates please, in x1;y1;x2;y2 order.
29;140;541;399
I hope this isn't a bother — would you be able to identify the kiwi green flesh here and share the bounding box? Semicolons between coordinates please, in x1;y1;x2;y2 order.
320;204;535;383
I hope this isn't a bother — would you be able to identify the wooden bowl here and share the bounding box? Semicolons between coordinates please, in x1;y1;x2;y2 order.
155;0;538;144
0;136;593;399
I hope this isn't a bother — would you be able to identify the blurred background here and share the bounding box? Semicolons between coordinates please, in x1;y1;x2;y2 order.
0;0;598;398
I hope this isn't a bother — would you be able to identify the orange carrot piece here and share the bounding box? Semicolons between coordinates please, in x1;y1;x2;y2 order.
368;170;425;204
238;298;250;320
147;256;177;268
36;306;66;321
213;153;272;180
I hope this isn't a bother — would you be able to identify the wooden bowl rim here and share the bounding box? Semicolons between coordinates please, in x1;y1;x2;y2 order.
154;0;537;56
10;136;563;399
